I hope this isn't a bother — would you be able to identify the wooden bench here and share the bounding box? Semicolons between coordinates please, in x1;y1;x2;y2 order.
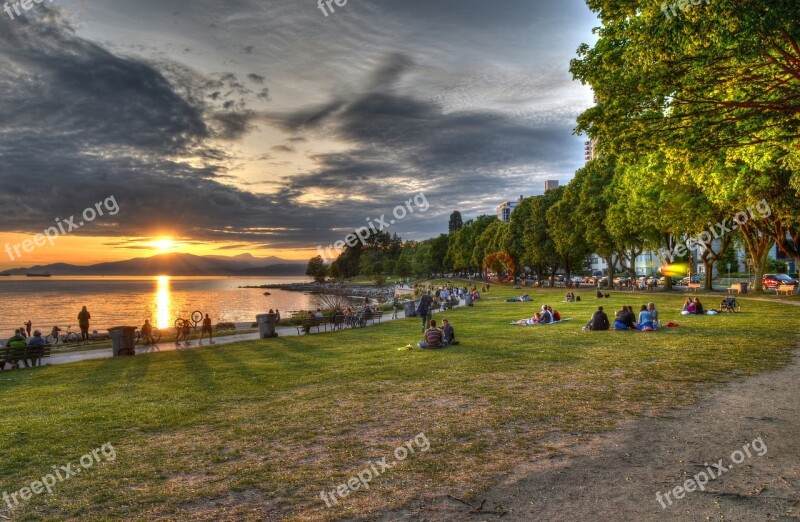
687;282;701;292
331;314;345;330
0;344;52;370
295;316;332;335
776;284;798;296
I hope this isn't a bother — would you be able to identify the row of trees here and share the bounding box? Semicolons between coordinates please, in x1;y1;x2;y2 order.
309;1;800;293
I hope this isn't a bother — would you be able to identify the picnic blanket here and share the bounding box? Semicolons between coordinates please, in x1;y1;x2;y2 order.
510;318;573;326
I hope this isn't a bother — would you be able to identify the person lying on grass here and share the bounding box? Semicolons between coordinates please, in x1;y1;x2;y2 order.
583;306;610;331
419;319;443;349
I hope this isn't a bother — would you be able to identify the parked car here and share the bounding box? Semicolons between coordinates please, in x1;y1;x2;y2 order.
679;275;701;285
657;277;678;286
762;273;798;289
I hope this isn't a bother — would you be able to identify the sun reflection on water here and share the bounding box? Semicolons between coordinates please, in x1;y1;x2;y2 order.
156;276;171;329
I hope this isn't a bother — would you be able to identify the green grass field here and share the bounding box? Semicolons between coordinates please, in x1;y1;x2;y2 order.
1;282;798;521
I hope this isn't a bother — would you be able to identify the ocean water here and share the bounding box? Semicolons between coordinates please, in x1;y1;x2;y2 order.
0;276;315;334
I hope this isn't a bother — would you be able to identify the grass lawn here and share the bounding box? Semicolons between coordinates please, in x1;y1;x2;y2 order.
1;282;797;521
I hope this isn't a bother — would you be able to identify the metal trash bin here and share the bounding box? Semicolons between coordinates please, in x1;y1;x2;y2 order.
403;300;417;318
256;313;278;338
108;326;137;356
739;282;749;294
465;294;474;306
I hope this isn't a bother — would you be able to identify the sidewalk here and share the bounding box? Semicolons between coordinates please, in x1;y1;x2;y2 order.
45;308;418;367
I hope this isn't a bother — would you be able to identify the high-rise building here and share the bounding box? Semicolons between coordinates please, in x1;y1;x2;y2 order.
545;180;559;192
584;139;596;164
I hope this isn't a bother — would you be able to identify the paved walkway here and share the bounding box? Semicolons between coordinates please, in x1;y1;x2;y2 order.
44;309;416;367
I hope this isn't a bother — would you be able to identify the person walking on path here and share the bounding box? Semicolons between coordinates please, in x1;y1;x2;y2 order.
78;306;91;343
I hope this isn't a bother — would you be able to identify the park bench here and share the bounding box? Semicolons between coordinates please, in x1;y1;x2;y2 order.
687;282;701;292
369;311;384;325
0;344;52;370
776;284;798;296
331;314;345;330
295;317;330;335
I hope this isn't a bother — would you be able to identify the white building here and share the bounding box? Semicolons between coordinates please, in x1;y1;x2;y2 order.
497;195;524;223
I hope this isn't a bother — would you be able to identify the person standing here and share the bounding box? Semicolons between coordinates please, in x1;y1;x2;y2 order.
199;314;215;345
24;320;32;337
417;290;433;333
78;306;91;343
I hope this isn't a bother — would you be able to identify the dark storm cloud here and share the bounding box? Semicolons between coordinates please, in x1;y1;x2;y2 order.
270;53;578;231
0;0;595;252
0;12;344;248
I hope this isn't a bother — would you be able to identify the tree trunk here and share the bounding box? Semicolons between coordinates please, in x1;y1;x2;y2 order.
699;235;732;291
740;221;774;293
604;255;615;289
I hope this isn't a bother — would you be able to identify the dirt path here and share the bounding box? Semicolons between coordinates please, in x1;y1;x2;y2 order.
379;348;800;521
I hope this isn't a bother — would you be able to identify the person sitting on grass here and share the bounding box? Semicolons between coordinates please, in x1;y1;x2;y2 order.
441;318;459;345
637;304;656;331
682;297;695;313
614;306;635;330
565;292;575;303
537;305;553;324
547;305;561;322
693;297;705;315
583;306;610;331
418;319;443;349
648;302;659;326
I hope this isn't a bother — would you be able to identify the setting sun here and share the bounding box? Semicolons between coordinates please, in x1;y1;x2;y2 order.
151;238;175;251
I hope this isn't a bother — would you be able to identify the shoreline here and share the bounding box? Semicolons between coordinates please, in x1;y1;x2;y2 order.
252;281;398;302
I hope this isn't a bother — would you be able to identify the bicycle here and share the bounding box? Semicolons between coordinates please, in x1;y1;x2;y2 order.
136;327;162;345
46;326;81;345
174;318;193;345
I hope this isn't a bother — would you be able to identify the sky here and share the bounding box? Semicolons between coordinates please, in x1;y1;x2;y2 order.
0;0;598;269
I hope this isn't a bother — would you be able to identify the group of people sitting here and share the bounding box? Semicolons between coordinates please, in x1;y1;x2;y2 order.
583;302;659;331
565;292;580;302
1;328;46;370
512;305;562;325
418;319;458;349
681;297;705;315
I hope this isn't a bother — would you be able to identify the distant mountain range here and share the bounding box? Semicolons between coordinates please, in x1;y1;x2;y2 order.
1;253;307;276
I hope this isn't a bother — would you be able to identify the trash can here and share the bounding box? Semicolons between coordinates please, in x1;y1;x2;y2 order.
403;300;417;318
739;282;749;294
465;294;474;306
256;313;278;338
108;326;137;356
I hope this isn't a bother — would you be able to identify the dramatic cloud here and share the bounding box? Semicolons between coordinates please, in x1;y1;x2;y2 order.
0;0;597;252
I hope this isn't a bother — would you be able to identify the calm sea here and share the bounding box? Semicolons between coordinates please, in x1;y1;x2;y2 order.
0;276;314;334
